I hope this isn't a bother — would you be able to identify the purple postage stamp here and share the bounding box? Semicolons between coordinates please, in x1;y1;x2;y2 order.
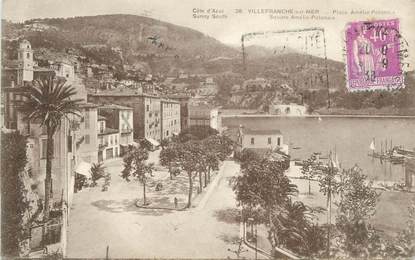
345;18;404;92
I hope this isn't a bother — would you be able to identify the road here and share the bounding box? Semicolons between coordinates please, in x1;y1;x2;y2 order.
66;159;259;258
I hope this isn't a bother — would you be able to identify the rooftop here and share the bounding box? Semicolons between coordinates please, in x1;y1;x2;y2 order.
98;127;119;136
88;89;158;98
243;128;282;135
79;102;99;109
98;104;133;110
160;98;180;104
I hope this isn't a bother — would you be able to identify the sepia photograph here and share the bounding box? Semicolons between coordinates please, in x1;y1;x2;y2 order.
1;0;415;259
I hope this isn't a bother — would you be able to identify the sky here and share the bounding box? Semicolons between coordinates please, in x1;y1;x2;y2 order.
2;0;415;67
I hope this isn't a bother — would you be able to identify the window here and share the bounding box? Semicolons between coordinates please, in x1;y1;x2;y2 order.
67;136;73;153
100;122;104;133
277;137;281;146
166;130;169;136
85;134;90;144
110;136;113;145
250;137;255;145
146;105;149;112
268;137;271;145
115;135;118;145
26;53;30;59
41;138;54;158
84;111;90;129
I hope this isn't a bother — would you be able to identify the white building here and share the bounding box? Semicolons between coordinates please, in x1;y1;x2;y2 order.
237;126;289;155
97;116;120;162
270;103;307;116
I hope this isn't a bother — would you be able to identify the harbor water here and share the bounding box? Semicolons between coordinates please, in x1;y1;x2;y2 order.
223;116;415;183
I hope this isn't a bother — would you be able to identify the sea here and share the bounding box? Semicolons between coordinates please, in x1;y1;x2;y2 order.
222;115;415;183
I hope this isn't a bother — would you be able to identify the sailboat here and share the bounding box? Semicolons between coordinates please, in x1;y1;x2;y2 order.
368;138;381;158
369;139;375;153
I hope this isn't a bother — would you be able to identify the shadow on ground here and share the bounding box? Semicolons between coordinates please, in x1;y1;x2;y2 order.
91;199;174;216
213;207;241;224
218;233;240;244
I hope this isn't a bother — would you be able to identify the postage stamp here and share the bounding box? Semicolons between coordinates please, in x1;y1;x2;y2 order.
345;18;405;91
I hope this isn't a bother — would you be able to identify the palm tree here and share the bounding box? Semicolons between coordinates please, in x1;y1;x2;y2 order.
90;162;106;187
18;79;82;220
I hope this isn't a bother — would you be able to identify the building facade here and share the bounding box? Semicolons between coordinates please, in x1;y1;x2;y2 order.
269;103;307;116
168;94;190;131
75;103;99;164
88;92;161;142
188;104;221;131
97;116;120;161
160;99;181;140
237;127;284;151
97;104;134;155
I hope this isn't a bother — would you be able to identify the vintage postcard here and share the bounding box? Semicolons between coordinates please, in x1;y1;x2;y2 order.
1;0;415;259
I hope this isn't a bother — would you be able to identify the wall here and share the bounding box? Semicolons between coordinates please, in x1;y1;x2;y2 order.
98;133;120;161
144;97;161;141
119;109;134;145
160;101;181;140
88;95;144;139
242;134;283;150
75;107;98;164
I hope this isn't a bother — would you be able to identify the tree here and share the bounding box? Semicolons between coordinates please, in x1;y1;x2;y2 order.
233;157;298;257
205;151;219;184
314;153;341;257
160;138;169;150
176;142;202;208
18;79;82;221
388;198;415;258
1;131;42;257
121;145;155;205
90;162;106;187
159;143;180;180
275;198;326;257
178;125;218;142
301;153;320;195
335;165;380;257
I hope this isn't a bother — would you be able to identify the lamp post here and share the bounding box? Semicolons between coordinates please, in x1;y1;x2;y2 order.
248;217;257;260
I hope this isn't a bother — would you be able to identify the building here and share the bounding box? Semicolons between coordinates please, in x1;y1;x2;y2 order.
88;91;161;143
270;103;307;116
75;103;99;164
167;94;190;131
243;78;270;91
97;115;120;162
1;39;102;256
236;126;288;154
2;40;56;129
97;104;134;155
50;60;75;83
188;104;221;131
160;99;181;140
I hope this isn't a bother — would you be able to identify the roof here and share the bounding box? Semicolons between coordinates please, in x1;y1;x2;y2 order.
79;102;99;108
160;98;180;104
98;127;119;136
98;104;133;110
88;90;158;98
243;128;282;135
167;94;191;100
33;66;55;73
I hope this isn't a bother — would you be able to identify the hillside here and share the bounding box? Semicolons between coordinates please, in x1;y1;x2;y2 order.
2;14;239;74
2;14;413;113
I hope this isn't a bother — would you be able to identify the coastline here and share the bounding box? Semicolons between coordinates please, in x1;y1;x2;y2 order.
221;114;415;119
